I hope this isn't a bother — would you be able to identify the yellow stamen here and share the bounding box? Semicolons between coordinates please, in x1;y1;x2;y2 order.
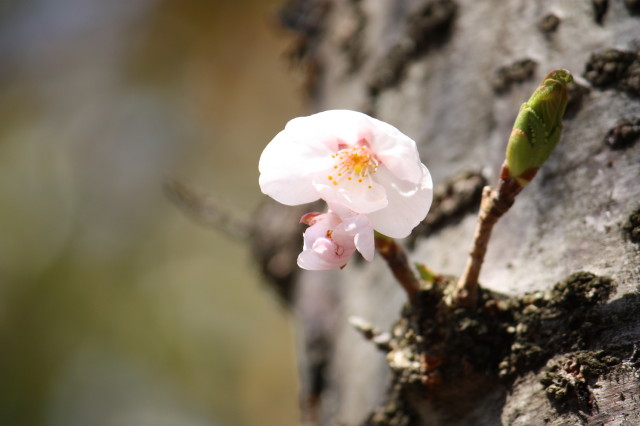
328;143;379;190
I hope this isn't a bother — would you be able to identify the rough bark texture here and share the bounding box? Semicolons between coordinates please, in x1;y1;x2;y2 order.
256;0;640;424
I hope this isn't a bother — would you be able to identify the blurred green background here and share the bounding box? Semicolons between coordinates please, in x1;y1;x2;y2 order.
0;0;303;425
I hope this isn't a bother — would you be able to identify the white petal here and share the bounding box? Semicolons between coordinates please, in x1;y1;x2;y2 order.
296;110;377;147
314;177;388;214
325;203;354;220
367;117;423;183
259;110;378;206
367;164;433;238
259;173;318;205
258;118;336;205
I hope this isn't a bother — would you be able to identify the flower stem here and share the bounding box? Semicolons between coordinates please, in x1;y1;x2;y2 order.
453;169;522;307
375;234;420;305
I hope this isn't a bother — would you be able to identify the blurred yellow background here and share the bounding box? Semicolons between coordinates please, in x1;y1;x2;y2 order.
0;0;303;425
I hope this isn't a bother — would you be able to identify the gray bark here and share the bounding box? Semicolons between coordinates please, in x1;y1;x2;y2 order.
257;0;640;424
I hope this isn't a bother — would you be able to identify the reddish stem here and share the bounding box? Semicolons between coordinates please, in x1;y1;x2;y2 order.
375;235;420;306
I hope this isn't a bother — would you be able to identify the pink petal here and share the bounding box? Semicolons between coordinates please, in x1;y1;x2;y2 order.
302;213;341;248
325;205;375;260
297;250;345;270
297;238;352;270
300;212;323;225
351;218;375;260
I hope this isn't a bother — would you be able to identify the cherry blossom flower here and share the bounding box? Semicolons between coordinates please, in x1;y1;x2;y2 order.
259;110;432;238
297;209;374;270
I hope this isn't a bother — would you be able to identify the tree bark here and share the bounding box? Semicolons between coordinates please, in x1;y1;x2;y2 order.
257;0;640;424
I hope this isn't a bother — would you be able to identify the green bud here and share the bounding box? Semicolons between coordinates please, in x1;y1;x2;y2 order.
415;262;436;284
505;69;573;186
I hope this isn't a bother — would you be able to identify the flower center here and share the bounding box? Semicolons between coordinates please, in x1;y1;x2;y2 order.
327;144;379;188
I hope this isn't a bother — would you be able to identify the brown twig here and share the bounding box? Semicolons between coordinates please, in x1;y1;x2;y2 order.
375;234;421;306
163;179;251;241
452;167;526;307
348;316;392;351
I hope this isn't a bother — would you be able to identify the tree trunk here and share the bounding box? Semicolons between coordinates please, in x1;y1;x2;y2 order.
255;0;640;424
